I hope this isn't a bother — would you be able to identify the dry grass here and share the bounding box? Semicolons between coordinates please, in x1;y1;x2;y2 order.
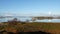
0;22;60;34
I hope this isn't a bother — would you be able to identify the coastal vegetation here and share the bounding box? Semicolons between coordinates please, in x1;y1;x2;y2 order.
0;18;60;34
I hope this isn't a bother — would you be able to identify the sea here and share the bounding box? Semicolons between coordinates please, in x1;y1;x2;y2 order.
0;16;60;23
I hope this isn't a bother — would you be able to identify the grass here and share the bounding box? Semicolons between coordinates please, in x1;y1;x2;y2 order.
0;22;60;34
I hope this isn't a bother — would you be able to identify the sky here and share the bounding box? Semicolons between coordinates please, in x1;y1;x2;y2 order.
0;0;60;16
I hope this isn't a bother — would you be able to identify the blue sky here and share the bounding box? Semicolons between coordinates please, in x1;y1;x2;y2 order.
0;0;60;16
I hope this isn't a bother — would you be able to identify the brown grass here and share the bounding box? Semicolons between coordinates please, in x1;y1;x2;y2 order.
0;22;60;34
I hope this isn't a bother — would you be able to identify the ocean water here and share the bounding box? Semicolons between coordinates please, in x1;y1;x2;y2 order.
0;16;60;22
0;16;32;22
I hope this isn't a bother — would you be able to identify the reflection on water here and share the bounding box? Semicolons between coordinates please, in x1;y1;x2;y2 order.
0;16;60;22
